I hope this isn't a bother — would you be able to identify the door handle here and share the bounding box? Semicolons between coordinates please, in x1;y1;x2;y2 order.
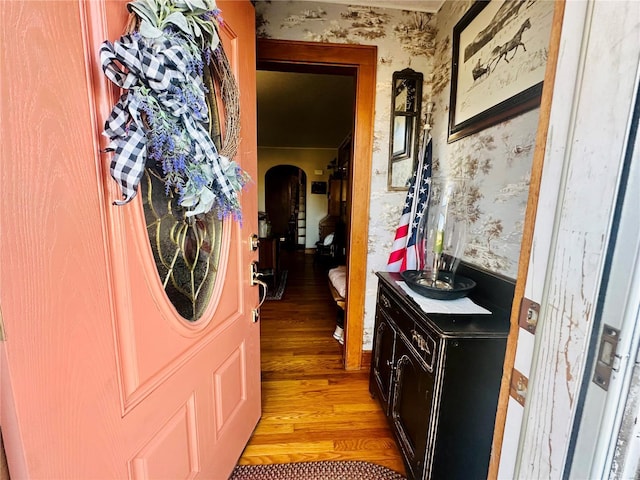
251;261;268;312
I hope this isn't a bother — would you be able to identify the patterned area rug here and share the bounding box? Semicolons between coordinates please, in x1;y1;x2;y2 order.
265;270;287;301
229;461;406;480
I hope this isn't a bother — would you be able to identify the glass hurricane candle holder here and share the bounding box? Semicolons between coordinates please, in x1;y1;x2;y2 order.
416;180;468;290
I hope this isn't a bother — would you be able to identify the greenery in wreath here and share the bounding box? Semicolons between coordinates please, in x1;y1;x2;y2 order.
100;0;248;220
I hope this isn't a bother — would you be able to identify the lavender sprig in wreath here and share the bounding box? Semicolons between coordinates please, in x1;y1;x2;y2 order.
100;0;248;221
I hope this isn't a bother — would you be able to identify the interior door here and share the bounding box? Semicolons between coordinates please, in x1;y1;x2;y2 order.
0;1;259;478
265;165;301;244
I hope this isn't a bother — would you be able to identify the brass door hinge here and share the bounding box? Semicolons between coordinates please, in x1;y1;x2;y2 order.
510;368;528;407
519;297;540;334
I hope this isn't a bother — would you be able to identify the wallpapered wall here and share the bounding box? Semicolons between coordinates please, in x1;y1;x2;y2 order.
255;0;541;348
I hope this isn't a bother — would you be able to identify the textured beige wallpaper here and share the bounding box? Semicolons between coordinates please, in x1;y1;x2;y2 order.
255;0;547;347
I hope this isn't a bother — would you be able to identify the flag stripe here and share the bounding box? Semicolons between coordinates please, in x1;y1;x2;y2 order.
387;137;432;273
391;225;409;242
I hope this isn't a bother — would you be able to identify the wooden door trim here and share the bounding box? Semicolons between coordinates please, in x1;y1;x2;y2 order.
487;1;566;477
257;39;377;370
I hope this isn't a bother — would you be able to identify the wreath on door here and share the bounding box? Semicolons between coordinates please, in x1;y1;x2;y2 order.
100;0;248;221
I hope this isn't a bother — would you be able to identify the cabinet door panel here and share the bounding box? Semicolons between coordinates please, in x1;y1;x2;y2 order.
391;337;435;480
371;313;396;414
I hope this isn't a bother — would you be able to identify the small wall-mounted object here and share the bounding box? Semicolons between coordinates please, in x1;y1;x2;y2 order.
311;181;327;195
519;297;540;334
510;368;528;407
424;100;435;132
388;68;423;191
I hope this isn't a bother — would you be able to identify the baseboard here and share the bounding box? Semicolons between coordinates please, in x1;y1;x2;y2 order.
361;350;372;371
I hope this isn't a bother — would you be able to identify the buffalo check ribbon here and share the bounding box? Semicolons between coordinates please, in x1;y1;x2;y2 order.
100;33;235;210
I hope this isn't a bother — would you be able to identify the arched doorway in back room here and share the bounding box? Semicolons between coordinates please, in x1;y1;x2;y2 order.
265;165;307;250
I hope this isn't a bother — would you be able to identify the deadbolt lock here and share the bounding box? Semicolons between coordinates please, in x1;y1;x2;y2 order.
250;234;260;251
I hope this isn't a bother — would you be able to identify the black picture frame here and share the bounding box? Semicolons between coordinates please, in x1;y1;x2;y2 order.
448;0;552;143
311;181;327;195
388;68;423;191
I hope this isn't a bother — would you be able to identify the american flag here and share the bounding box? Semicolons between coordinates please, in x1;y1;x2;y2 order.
387;137;432;272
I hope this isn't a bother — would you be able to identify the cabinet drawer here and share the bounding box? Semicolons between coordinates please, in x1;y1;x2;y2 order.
410;321;437;372
378;288;415;337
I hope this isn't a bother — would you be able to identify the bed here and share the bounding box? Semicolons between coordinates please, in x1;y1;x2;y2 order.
328;265;347;309
328;265;347;343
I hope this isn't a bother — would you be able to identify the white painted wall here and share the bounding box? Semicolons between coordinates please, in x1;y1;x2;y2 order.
257;147;337;248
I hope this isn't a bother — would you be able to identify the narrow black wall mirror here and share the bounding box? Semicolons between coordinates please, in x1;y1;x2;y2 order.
388;68;423;191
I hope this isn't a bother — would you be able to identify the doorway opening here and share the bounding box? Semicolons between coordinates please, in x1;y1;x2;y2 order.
257;39;377;370
265;165;307;250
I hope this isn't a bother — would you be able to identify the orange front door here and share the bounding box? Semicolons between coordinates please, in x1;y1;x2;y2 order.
0;1;259;478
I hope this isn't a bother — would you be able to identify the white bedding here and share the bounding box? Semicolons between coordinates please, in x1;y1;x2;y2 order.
328;266;347;298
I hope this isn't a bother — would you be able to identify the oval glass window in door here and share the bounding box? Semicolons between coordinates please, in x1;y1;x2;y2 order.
139;74;225;323
141;168;222;321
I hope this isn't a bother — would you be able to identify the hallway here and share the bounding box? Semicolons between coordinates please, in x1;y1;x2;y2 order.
237;251;405;474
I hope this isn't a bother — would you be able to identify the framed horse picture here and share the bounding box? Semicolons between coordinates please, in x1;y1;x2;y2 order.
448;0;554;142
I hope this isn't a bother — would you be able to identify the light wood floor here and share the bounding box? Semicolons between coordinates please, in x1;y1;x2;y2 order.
237;251;406;475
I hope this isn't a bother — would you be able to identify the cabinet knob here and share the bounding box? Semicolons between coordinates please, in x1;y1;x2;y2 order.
411;329;431;354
